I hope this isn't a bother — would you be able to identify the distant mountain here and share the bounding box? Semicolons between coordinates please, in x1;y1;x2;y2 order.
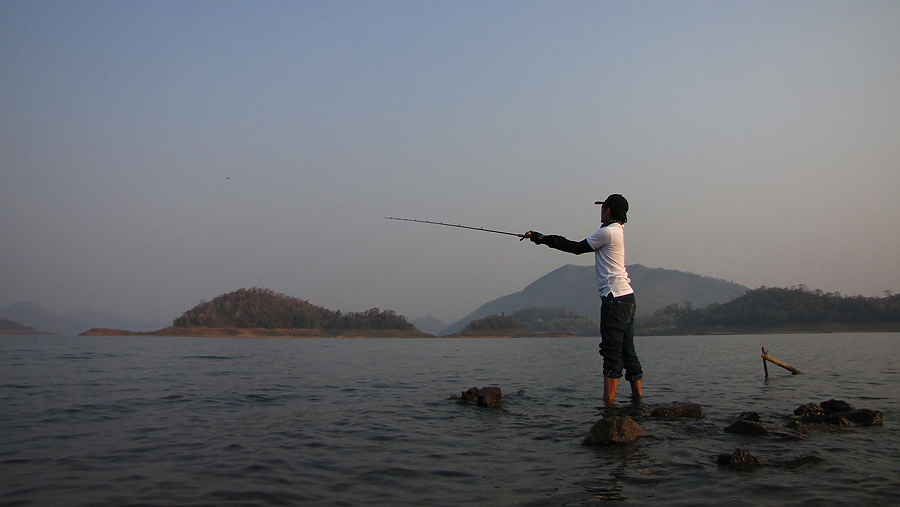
0;302;167;335
411;315;447;335
440;264;749;335
0;316;43;334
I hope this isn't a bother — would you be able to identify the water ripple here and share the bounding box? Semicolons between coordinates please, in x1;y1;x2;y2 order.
1;334;898;506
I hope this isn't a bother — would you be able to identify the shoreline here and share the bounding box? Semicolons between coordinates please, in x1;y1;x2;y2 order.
80;327;579;338
77;325;900;338
80;326;436;338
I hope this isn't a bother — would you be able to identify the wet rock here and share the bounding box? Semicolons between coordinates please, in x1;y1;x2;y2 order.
716;448;763;468
717;450;823;470
824;408;883;427
724;415;807;440
776;455;824;469
784;420;849;434
733;411;761;422
723;418;769;436
582;415;645;446
450;386;502;408
793;403;825;419
649;402;705;419
474;386;502;408
789;399;883;428
820;399;854;415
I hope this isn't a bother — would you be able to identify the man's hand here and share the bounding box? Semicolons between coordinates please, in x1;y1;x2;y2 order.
526;231;544;244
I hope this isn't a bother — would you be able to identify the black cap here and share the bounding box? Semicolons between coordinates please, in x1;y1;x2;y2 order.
594;194;628;212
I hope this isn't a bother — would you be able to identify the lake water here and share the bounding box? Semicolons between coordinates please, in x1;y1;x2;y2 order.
2;333;899;506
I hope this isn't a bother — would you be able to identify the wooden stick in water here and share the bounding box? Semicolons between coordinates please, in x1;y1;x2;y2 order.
762;347;770;378
761;348;803;375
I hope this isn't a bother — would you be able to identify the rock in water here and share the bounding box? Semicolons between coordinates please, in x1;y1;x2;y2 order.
475;387;502;408
724;413;807;440
793;403;825;419
790;399;883;427
649;402;705;419
582;415;645;446
717;448;763;468
824;408;883;427
734;411;761;422
784;420;849;434
452;386;502;408
820;399;854;414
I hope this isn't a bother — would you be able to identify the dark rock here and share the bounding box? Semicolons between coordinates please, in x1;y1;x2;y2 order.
793;403;824;419
724;419;807;440
732;411;761;423
724;419;770;436
451;386;503;408
823;414;852;427
824;408;883;427
582;415;645;446
717;448;763;468
820;399;854;415
475;387;502;408
649;402;705;419
777;455;824;469
718;450;823;470
785;420;849;434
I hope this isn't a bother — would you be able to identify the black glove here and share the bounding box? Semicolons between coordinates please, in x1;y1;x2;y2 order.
526;231;545;244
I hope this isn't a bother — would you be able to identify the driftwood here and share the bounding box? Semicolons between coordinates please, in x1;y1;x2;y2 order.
761;347;803;377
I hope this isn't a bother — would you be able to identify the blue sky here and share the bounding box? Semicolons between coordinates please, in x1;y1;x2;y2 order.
2;1;899;324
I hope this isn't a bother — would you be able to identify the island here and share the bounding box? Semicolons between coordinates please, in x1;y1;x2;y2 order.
82;288;433;338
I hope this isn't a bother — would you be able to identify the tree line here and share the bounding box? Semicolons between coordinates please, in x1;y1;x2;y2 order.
463;287;900;336
461;307;599;336
636;286;900;334
173;287;414;330
511;307;598;335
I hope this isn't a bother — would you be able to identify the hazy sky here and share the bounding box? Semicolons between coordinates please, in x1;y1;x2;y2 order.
2;1;899;325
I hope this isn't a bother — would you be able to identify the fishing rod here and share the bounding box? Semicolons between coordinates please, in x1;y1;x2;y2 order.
384;216;532;240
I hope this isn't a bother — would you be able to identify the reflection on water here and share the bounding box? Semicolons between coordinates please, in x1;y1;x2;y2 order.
1;333;898;506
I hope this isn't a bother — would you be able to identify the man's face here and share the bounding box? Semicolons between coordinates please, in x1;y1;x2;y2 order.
601;205;612;222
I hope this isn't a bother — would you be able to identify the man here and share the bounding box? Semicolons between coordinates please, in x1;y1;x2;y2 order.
525;194;642;406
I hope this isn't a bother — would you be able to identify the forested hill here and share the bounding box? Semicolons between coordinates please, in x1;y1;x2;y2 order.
173;287;415;331
637;286;900;334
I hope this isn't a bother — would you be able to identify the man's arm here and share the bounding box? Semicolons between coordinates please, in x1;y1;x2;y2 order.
527;231;593;255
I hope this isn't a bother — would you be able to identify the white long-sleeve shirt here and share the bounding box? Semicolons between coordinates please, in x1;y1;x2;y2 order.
586;223;633;297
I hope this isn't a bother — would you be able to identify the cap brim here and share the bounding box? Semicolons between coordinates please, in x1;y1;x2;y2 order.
594;201;604;205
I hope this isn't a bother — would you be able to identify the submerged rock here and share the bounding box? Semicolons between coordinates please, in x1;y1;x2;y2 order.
724;412;806;440
793;403;825;419
649;402;705;419
784;420;849;434
820;399;854;414
582;415;645;446
776;455;824;469
717;448;763;468
449;386;502;408
824;408;883;427
734;411;761;422
790;400;883;427
717;449;823;470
